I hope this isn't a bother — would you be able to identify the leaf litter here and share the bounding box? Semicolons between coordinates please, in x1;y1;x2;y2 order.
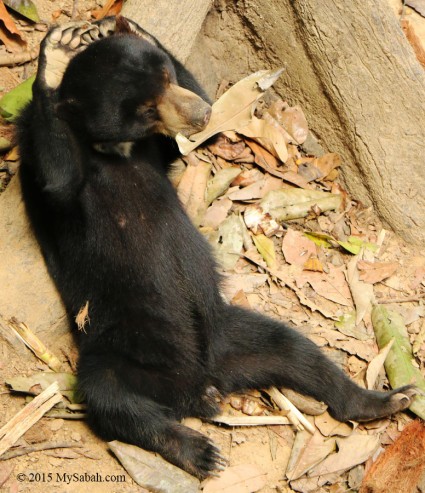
0;14;424;493
170;69;425;492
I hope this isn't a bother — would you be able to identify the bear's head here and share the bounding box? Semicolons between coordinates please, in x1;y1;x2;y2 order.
56;32;211;143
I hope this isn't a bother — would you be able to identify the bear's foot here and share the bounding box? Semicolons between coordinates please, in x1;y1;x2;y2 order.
332;385;418;422
40;22;100;90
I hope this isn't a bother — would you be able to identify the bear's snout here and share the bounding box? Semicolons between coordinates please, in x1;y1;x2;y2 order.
156;84;212;138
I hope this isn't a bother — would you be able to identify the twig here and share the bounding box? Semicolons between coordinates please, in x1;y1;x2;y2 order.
0;48;39;67
1;441;83;460
267;387;315;434
211;415;290;426
0;382;62;457
377;293;425;304
8;317;62;371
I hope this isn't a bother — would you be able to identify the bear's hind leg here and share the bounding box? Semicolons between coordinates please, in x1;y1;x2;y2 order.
78;350;225;479
212;305;416;422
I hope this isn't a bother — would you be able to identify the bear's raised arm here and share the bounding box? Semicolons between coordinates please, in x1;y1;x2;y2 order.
17;17;417;480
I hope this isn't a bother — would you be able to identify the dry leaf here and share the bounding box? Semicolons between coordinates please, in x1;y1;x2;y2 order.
222;273;268;300
314;412;354;437
366;339;394;390
286;430;336;480
237;115;288;162
297;161;323;183
213;214;244;270
92;0;123;19
177;153;211;225
203;464;267;493
314;153;342;179
231;168;264;187
245;139;282;174
177;68;284;154
303;257;324;272
206;167;241;204
208;133;247;160
309;433;380;477
280;170;313;189
268;102;309;144
109;441;199;492
357;260;398;284
346;255;376;325
228;175;281;201
294;265;352;307
230;289;251;308
331;336;376;362
282;229;317;266
0;1;26;52
202;197;233;229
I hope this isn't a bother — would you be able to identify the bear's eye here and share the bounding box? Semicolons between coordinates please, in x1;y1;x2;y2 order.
138;106;157;119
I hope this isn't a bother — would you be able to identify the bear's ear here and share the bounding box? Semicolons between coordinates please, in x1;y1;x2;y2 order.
55;99;83;124
115;16;133;34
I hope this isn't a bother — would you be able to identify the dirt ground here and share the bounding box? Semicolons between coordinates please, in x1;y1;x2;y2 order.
0;1;424;493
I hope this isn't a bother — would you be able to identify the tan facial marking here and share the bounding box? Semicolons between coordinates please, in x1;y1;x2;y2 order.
155;84;211;138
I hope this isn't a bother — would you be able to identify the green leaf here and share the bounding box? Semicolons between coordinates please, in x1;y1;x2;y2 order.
0;74;34;121
4;0;40;22
252;233;276;269
337;236;378;255
304;231;334;248
337;240;361;255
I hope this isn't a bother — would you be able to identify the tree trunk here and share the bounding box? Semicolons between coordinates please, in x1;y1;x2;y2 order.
122;0;211;62
187;0;425;244
293;0;425;244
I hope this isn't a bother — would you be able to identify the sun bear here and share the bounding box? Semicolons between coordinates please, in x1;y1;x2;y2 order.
17;17;416;479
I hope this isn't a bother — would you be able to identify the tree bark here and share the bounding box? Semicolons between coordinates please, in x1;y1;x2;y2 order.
122;0;212;62
187;0;425;244
293;0;425;244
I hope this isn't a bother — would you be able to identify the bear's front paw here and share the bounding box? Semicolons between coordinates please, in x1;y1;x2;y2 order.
39;22;101;90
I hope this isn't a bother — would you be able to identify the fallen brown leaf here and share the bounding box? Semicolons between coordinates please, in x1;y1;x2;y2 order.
286;430;336;481
0;1;26;52
309;433;380;477
203;464;267;493
294;265;352;307
357;260;398;284
92;0;123;19
268;101;309;144
282;229;317;266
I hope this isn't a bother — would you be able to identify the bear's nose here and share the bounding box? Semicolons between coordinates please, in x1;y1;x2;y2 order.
191;101;211;131
202;105;212;127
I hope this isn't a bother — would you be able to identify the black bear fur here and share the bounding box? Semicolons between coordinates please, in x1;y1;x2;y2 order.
17;17;415;479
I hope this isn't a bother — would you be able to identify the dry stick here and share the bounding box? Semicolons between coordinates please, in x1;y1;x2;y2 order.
0;382;62;457
0;441;83;460
268;387;315;434
212;415;290;426
377;293;425;304
0;48;39;67
8;317;62;371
